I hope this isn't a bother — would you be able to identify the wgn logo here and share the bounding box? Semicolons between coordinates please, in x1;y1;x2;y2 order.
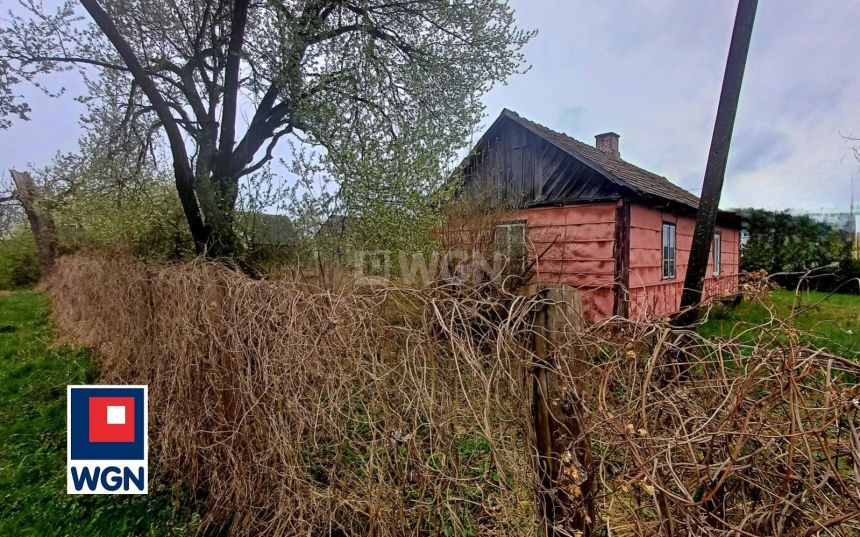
67;385;148;494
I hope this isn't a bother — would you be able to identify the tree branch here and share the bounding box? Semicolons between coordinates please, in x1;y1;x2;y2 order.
11;54;132;72
80;0;208;250
214;0;250;183
236;124;293;179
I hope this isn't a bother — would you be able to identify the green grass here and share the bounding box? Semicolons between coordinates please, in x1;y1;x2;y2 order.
699;289;860;359
0;291;200;536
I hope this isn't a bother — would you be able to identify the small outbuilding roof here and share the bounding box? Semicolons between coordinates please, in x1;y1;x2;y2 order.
496;109;703;210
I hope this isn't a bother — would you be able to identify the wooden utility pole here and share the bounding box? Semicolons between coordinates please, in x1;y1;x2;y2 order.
8;170;59;275
679;0;758;323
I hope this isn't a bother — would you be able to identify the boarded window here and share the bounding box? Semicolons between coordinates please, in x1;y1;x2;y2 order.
662;223;676;279
713;233;721;276
495;222;526;269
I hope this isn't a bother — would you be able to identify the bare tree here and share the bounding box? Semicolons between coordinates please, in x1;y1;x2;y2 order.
2;0;534;257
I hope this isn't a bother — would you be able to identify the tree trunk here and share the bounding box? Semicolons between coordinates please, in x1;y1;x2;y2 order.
173;161;211;255
9;170;59;276
192;172;241;259
202;212;240;259
678;0;757;325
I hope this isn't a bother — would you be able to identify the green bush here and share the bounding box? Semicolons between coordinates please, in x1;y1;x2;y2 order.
738;208;858;293
0;231;40;289
56;183;193;260
818;257;860;295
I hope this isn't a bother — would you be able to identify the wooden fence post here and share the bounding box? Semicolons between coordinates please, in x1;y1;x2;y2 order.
531;284;594;536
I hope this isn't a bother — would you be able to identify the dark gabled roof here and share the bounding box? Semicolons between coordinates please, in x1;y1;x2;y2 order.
497;109;703;210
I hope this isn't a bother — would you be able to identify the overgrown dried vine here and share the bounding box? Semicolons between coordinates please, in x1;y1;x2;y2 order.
45;255;859;536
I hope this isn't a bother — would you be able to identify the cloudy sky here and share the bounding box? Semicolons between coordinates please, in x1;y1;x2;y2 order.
2;0;859;212
478;0;860;212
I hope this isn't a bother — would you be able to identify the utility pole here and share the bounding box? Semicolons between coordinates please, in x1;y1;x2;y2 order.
678;0;758;323
852;174;859;259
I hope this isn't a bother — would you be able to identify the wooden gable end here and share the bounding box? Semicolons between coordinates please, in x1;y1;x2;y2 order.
460;118;622;207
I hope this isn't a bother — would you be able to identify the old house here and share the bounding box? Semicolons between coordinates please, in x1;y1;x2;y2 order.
459;109;741;321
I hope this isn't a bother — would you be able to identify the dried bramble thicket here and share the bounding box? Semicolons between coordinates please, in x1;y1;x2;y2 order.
560;314;860;535
45;255;859;536
46;254;542;535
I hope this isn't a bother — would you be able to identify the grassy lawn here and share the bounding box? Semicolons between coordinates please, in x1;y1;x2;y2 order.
699;289;860;359
0;291;199;536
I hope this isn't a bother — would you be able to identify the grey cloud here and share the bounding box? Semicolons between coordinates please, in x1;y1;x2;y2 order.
557;106;586;132
728;129;793;176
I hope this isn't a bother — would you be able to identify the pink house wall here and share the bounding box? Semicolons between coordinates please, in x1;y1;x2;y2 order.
627;204;740;320
509;202;740;322
513;202;618;322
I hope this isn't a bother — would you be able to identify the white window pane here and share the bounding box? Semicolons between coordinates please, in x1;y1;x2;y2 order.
662;224;676;279
713;234;721;275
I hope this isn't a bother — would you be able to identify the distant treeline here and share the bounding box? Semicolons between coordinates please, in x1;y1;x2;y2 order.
738;208;859;294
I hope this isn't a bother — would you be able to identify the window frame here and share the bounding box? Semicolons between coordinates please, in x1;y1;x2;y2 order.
662;223;676;280
712;232;721;277
495;221;527;270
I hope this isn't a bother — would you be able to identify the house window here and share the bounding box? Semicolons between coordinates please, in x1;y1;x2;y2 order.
713;233;721;276
662;223;676;279
495;222;527;269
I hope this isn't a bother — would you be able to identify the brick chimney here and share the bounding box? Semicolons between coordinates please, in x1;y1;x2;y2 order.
595;132;620;159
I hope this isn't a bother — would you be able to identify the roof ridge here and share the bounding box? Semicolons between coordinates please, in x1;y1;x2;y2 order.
506;110;666;176
497;109;702;209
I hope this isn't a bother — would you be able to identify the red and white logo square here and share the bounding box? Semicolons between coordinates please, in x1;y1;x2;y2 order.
88;397;135;443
